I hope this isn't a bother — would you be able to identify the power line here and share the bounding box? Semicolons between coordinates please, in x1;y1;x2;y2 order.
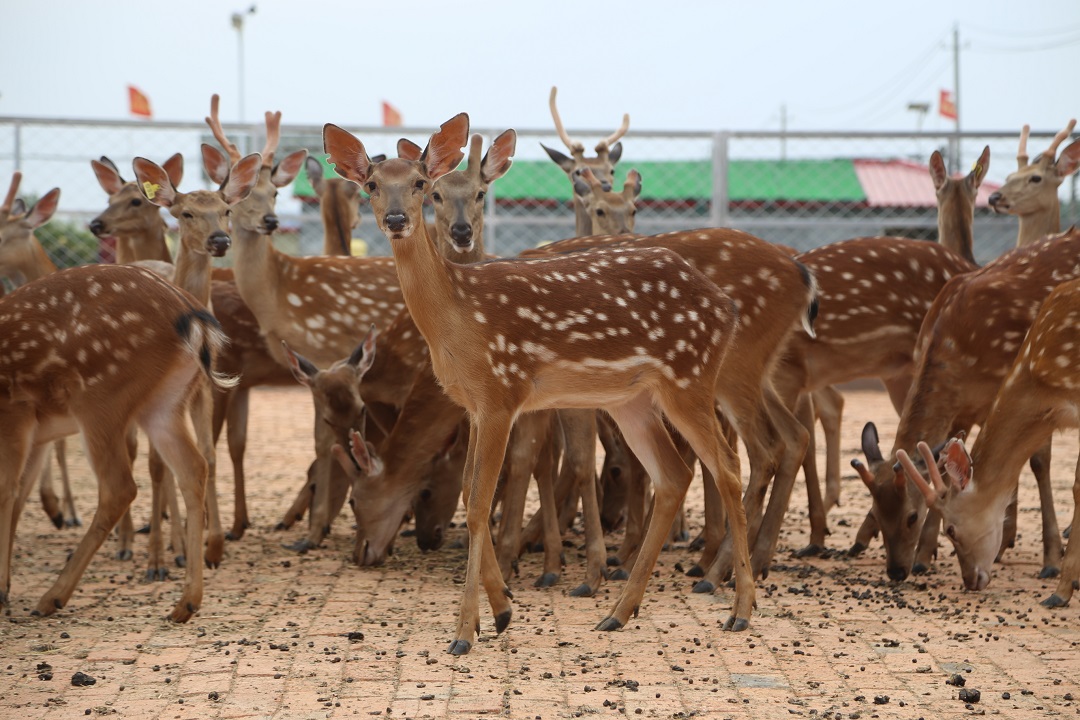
969;33;1080;53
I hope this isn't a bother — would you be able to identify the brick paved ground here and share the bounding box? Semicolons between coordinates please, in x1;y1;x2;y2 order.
2;386;1079;719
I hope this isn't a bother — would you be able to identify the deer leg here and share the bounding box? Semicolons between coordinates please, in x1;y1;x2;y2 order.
688;420;735;577
495;416;544;583
611;464;648;576
849;511;879;556
52;438;79;527
1042;445;1080;608
534;423;564;589
145;446;170;581
0;425;37;610
38;443;63;529
189;384;223;568
912;507;941;575
792;392;829;557
998;494;1019;563
448;413;514;656
561;410;607;598
35;427;138;617
223;386;252;541
815;386;845;513
144;406;208;623
277;462;316;531
1028;442;1064;578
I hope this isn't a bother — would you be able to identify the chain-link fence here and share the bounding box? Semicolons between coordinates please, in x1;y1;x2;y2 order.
3;116;1078;275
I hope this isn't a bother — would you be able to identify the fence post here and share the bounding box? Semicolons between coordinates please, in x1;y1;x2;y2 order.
710;131;730;228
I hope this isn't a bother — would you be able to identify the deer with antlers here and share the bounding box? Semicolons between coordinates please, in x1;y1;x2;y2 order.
990;119;1080;246
325;113;762;655
130;145;262;572
894;274;1080;605
853;229;1080;581
0;263;235;622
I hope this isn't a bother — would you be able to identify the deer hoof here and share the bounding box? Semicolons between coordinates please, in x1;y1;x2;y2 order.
1041;593;1069;608
534;572;559;589
848;542;867;557
569;583;594;598
793;544;824;558
145;567;169;582
495;610;512;634
50;513;64;530
205;558;220;570
684;564;705;577
911;562;929;576
692;579;715;594
724;616;750;632
115;549;133;561
595;616;623;632
174;555;186;568
447;639;472;656
610;568;630;581
284;538;314;553
1039;565;1061;579
66;517;82;528
605;556;622;567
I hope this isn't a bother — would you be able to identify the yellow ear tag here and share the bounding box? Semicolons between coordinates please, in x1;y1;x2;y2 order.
971;162;982;175
142;180;161;200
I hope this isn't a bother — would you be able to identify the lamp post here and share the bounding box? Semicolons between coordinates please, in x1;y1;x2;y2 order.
231;5;257;123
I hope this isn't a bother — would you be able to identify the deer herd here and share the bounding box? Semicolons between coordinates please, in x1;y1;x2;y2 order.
1;89;1079;656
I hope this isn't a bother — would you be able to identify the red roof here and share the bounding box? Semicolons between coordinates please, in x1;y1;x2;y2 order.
853;158;1001;209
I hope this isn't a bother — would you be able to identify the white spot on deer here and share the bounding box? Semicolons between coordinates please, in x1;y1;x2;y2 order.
287;293;303;307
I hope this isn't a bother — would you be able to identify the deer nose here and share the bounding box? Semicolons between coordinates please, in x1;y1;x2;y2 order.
385;213;407;232
600;181;613;191
450;223;473;245
987;192;1002;207
886;565;909;582
89;219;107;237
263;214;279;232
207;232;232;257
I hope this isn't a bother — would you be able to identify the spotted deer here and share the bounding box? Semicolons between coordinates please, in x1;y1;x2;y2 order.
989;119;1080;246
0;264;235;622
305;155;363;256
325;113;760;656
131;146;262;572
573;167;641;236
854;229;1080;582
542;86;629;236
894;279;1080;605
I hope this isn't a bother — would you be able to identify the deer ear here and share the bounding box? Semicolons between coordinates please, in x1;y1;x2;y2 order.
272;149;307;188
968;146;990;188
942;439;973;490
608;141;624;165
201;144;231;186
305;156;326;195
25;188;60;227
480;129;516;184
928;150;948;190
624;169;643;200
1056;138;1080;179
163;153;184;188
397;138;423;161
222;153;263;205
91;158;125;195
323;123;373;185
573;175;592;198
421;113;469;182
860;422;884;465
132;157;177;208
540;143;575;174
282;341;318;387
347;325;378;378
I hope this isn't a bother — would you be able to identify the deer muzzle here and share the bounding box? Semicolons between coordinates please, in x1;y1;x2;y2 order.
384;212;407;233
88;218;108;237
207;232;232;257
263;214;280;233
450;222;473;247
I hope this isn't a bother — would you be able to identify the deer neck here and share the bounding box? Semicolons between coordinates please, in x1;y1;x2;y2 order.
229;223;287;320
114;219;172;265
320;188;353;256
172;242;213;308
389;222;459;350
1017;198;1061;246
572;196;592;237
937;202;976;264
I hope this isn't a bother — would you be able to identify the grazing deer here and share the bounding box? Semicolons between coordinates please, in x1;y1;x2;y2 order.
305;155;363;256
325;114;757;655
854;229;1080;581
542;86;629;236
894;277;1080;605
0;264;235;622
131;146;262;572
989;119;1080;246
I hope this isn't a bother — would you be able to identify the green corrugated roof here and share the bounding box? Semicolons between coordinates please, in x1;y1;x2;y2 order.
298;156;867;203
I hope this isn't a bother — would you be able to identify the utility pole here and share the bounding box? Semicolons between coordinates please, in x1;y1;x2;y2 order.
232;5;257;123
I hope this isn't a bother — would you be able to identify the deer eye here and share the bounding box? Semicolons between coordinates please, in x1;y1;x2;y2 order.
906;511;919;528
946;525;958;540
225;209;232;217
630;208;637;216
414;180;426;191
596;209;606;216
476;191;485;202
431;192;442;203
131;198;142;207
182;211;194;219
1030;175;1042;184
365;182;377;193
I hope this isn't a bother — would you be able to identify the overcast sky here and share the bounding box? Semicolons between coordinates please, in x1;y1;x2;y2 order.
3;0;1078;136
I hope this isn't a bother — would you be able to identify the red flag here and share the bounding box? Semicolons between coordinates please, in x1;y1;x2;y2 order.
128;85;152;119
382;101;402;127
939;89;957;122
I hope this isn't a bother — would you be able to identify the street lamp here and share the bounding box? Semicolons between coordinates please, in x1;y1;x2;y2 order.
231;5;257;123
906;102;930;131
